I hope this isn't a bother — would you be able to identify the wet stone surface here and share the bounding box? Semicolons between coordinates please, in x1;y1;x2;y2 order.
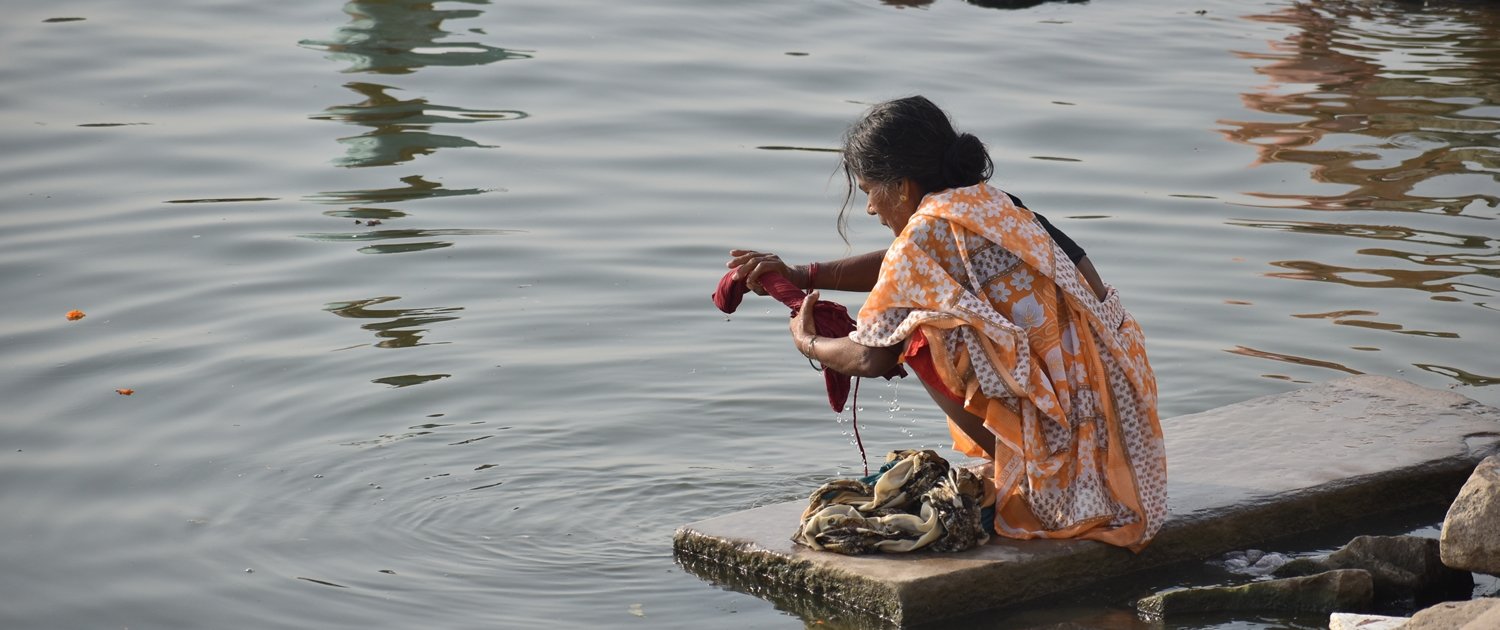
674;376;1500;627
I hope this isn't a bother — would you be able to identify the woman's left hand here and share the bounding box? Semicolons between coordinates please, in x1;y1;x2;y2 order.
790;290;820;355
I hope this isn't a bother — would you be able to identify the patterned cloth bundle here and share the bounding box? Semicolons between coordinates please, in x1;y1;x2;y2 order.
793;450;993;554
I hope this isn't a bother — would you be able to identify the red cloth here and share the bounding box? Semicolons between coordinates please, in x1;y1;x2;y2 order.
714;269;905;412
903;330;961;404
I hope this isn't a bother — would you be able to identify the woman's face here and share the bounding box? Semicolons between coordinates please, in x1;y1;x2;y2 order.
857;176;917;237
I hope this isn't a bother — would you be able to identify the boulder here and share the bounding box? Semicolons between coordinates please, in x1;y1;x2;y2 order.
1273;535;1473;606
1441;456;1500;576
1137;569;1373;618
1403;597;1500;629
1328;613;1409;630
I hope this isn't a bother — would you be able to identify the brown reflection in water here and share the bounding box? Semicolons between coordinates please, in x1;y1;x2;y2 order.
323;296;462;349
1218;1;1500;373
1230;218;1499;298
1221;0;1500;216
1226;345;1364;375
1416;363;1500;386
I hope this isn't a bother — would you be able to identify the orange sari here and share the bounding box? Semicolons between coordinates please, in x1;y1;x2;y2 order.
852;184;1166;550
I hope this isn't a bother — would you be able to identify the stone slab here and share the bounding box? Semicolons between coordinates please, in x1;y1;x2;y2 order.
673;376;1500;627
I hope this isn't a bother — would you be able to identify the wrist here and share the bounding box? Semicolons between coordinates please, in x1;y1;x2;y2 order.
802;334;820;359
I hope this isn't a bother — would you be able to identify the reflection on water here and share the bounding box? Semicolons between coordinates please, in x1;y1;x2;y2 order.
880;0;1088;10
1218;0;1500;384
298;0;530;74
1221;0;1500;217
372;373;452;387
313;82;526;168
1227;345;1362;375
323;296;462;349
296;227;520;255
306;174;486;206
302;0;523;262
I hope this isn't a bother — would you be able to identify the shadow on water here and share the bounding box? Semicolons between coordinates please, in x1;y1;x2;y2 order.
1215;0;1500;386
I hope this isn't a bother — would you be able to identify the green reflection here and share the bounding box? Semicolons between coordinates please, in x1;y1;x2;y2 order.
372;373;452;387
323;296;462;348
306;175;485;206
296;227;520;242
299;0;531;75
879;0;1088;9
297;227;519;255
314;82;526;168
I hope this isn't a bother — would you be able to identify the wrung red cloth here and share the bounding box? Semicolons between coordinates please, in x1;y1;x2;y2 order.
714;269;905;412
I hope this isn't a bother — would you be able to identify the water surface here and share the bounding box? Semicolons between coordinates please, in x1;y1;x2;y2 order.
1;0;1496;627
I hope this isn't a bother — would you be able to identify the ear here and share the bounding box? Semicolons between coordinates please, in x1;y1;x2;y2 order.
899;178;921;205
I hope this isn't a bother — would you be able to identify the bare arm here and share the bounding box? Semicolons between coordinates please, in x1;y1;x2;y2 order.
790;290;903;378
728;249;887;294
802;250;885;293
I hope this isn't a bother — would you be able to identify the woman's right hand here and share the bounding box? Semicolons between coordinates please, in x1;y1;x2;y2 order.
727;249;807;295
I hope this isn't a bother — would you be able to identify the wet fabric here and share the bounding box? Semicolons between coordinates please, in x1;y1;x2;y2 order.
713;269;905;412
792;450;991;554
850;183;1167;551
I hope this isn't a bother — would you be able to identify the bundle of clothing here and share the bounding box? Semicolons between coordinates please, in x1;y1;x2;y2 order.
793;450;993;554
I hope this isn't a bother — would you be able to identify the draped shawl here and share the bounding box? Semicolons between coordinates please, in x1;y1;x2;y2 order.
852;184;1166;550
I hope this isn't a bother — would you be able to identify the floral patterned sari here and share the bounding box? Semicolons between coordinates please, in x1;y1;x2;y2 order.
851;184;1166;550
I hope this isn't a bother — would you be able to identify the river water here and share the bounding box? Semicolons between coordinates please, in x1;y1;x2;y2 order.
2;0;1496;627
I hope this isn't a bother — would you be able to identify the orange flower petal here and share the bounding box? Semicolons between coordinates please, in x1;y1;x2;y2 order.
116;388;134;396
66;310;86;321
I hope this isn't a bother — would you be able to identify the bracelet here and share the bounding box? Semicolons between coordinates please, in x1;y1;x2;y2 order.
805;335;824;372
806;261;820;292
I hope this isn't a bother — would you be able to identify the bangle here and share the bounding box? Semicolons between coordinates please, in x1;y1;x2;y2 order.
805;335;824;372
806;262;820;292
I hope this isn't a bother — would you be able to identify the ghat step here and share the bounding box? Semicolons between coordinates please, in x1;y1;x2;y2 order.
673;375;1500;627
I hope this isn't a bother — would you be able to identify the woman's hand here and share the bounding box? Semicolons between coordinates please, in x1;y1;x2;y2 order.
789;289;820;355
728;249;806;294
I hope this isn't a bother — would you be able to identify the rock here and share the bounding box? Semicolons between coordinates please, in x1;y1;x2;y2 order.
1441;455;1500;576
1222;549;1291;576
1137;569;1373;617
1403;597;1500;629
1329;612;1409;630
1274;535;1473;606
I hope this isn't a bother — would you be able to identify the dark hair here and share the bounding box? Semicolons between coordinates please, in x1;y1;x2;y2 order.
838;96;994;239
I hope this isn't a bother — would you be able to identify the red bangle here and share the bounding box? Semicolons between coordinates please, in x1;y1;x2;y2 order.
806;262;820;292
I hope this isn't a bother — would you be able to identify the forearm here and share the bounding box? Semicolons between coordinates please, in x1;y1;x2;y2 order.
1076;256;1108;301
795;250;885;293
797;334;903;378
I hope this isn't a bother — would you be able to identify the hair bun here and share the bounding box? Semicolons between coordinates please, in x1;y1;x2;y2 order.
941;133;990;189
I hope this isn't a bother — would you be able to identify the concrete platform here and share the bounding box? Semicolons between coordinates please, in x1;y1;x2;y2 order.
673;376;1500;627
